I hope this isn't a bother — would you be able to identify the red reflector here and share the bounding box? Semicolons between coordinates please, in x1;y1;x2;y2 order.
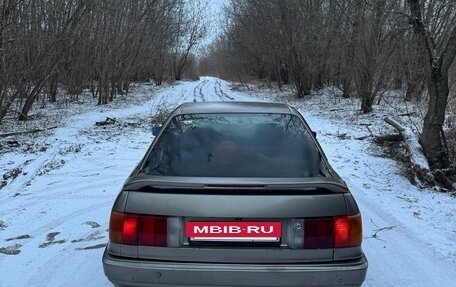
138;215;168;247
333;217;350;248
123;214;138;245
304;218;333;249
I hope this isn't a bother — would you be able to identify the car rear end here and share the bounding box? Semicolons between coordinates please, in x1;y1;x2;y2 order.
103;178;367;287
102;102;367;286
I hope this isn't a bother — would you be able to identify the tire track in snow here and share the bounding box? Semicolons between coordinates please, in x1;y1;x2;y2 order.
3;141;71;197
24;236;111;287
214;79;235;101
0;201;110;261
192;79;208;102
356;190;456;285
0;166;127;211
0;129;146;268
199;79;208;102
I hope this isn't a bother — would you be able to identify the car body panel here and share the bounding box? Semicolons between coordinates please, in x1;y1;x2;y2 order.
109;241;344;263
103;249;368;287
121;191;348;218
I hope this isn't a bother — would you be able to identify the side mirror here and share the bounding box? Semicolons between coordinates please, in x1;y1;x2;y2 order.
152;124;162;136
312;131;317;138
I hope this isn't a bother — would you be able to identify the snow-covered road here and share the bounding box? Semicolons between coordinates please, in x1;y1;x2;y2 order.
1;78;455;286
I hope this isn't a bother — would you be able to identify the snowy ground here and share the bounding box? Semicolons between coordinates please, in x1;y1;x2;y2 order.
0;77;455;286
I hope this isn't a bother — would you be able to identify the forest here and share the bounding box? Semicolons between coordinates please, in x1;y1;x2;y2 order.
1;0;456;187
0;0;207;120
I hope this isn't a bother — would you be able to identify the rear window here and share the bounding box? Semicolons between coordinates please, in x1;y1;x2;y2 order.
142;113;324;177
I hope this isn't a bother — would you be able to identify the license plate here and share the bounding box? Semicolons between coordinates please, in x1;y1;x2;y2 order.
186;221;281;242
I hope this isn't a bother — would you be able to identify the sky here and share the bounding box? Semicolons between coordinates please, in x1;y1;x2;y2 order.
201;0;229;49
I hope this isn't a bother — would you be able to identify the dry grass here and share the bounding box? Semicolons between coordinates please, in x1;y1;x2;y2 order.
149;100;172;127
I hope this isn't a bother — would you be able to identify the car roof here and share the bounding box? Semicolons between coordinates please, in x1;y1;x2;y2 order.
173;101;297;116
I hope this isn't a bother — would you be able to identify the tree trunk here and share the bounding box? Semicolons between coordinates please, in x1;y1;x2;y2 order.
343;0;364;98
49;75;58;103
358;0;387;113
98;72;110;105
18;87;40;121
91;80;97;98
109;81;115;102
405;77;424;101
0;89;20;123
358;70;375;112
342;78;352;99
18;75;50;121
420;68;450;169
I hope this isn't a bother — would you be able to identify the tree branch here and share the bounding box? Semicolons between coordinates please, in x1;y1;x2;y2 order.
441;25;456;72
406;0;434;69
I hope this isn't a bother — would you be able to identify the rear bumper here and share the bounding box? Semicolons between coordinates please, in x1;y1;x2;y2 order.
102;249;368;287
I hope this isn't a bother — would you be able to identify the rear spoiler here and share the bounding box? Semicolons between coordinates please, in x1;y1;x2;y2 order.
123;176;349;194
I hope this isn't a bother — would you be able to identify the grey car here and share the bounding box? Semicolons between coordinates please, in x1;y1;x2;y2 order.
102;101;368;287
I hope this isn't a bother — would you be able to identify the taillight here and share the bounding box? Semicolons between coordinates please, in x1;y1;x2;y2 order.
289;213;362;249
109;211;124;244
304;218;333;248
333;216;349;247
333;215;363;247
109;211;169;247
138;215;167;247
123;214;138;244
348;214;363;247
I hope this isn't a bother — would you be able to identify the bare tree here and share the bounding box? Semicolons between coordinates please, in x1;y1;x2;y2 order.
18;0;91;120
407;0;456;169
172;0;208;80
0;0;23;122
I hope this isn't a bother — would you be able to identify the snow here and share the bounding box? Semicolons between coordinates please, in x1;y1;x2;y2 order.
383;116;430;171
1;77;455;286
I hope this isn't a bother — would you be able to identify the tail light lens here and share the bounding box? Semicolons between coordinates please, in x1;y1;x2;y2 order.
109;211;170;247
288;213;362;249
123;214;139;245
138;215;167;246
348;214;363;247
109;211;124;244
304;218;333;248
333;215;362;247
